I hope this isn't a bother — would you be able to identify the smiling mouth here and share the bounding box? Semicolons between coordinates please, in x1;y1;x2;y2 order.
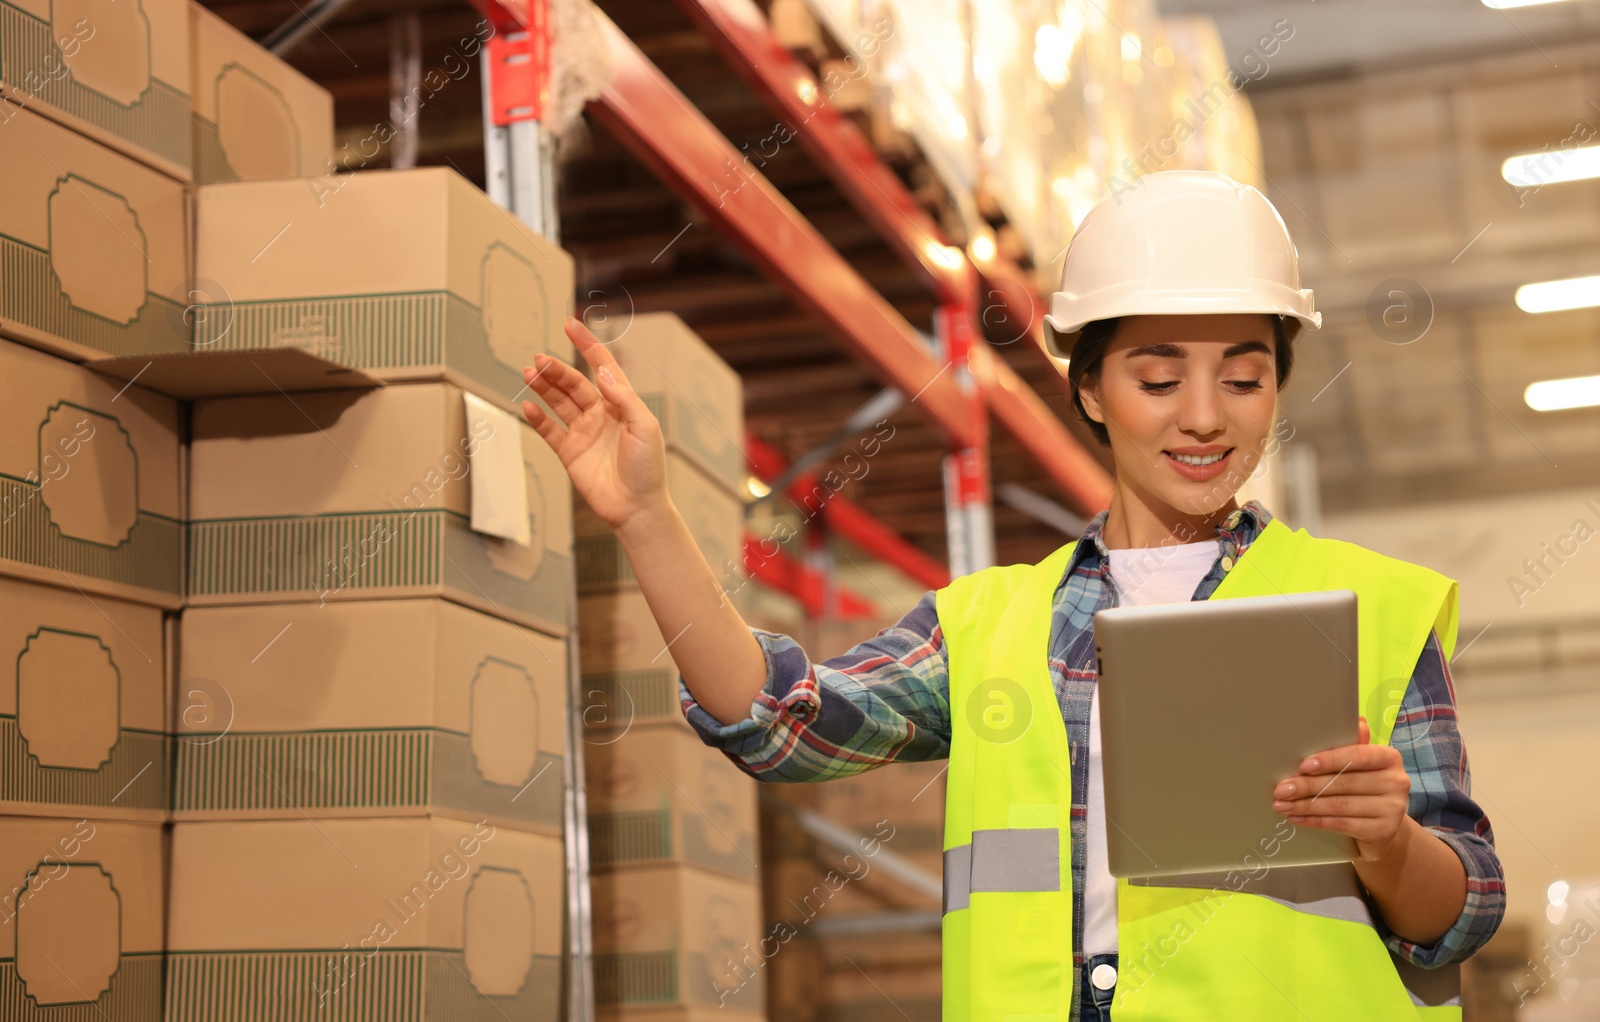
1165;449;1232;466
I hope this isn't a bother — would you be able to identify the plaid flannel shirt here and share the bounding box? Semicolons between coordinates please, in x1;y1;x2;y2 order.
680;500;1506;978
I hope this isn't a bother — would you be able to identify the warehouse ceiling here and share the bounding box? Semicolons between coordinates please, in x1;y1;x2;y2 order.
1245;24;1600;514
208;0;1600;604
1156;0;1600;81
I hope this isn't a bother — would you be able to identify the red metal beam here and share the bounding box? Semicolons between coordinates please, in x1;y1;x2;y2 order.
744;537;878;618
969;247;1062;369
970;345;1114;514
823;499;949;591
670;0;1109;517
747;432;950;591
671;0;967;302
467;0;531;35
588;13;977;447
674;0;1051;355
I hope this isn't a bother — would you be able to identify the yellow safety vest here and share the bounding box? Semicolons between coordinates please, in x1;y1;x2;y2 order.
935;516;1463;1020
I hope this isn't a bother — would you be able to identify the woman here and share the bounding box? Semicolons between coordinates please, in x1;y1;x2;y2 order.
521;170;1504;1021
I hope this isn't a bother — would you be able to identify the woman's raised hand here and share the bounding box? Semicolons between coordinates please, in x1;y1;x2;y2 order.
521;316;667;531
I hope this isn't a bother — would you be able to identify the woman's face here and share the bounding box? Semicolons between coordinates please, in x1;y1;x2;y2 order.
1078;313;1280;517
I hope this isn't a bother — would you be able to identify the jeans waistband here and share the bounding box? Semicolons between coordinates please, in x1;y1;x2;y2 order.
1080;952;1119;1021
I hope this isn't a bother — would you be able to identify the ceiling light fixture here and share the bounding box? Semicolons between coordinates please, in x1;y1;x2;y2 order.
1482;0;1576;8
1525;374;1600;412
1502;144;1600;187
1515;274;1600;314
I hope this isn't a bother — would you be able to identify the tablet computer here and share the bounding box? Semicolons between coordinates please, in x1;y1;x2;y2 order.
1094;589;1359;878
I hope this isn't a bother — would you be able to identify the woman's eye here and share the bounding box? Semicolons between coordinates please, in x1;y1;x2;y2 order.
1139;381;1178;393
1228;380;1265;391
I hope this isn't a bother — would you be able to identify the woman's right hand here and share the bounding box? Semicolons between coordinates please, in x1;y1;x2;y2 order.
521;316;668;532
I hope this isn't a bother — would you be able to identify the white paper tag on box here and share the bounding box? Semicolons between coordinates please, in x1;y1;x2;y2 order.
464;393;532;546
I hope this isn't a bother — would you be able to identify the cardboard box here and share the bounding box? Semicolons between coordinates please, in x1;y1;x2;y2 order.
0;0;191;179
187;381;573;636
194;167;575;412
590;313;744;494
0;105;189;362
0;338;181;607
167;817;562;1018
793;615;903;662
576;451;745;593
765;787;942;866
175;599;567;833
577;588;690;733
586;723;758;879
811;760;947;832
590;863;765;1014
598;1009;764;1022
189;2;334;184
819;931;942;1021
766;854;942;920
0;817;164;1017
0;576;167;821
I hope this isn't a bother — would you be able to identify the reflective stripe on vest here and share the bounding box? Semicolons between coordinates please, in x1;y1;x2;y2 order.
937;516;1464;1021
943;828;1062;912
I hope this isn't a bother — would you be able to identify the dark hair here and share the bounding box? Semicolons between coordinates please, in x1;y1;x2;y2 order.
1065;316;1296;447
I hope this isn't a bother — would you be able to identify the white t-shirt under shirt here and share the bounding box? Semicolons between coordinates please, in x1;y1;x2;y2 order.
1083;538;1222;955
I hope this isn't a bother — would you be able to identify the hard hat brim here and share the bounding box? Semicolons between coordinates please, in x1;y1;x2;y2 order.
1042;289;1322;359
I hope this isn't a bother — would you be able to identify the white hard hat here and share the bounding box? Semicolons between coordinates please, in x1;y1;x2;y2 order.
1041;170;1321;358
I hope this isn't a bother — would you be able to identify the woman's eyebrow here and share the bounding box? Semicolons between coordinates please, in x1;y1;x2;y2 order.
1125;340;1272;358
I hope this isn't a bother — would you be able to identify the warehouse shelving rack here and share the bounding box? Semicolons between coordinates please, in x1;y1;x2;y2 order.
463;0;1118;1017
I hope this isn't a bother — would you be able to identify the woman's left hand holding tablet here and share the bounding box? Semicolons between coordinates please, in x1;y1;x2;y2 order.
1269;716;1415;862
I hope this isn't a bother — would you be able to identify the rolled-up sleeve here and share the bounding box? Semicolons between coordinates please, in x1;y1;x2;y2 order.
677;592;953;782
1380;629;1507;967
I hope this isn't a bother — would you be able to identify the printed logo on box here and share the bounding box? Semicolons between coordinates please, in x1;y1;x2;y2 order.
49;176;149;325
54;0;151;105
468;658;540;788
17;861;121;1006
215;64;299;180
18;628;120;770
38;404;138;547
463;867;537;997
481;243;547;371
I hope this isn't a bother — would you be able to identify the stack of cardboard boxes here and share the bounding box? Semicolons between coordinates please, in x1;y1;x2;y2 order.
0;1;194;1015
169;342;575;1016
763;618;946;1022
0;339;178;1017
0;3;579;1017
575;314;769;1022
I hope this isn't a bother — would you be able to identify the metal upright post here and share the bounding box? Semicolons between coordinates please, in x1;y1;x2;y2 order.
480;2;559;237
388;11;422;169
477;5;592;1021
937;301;994;578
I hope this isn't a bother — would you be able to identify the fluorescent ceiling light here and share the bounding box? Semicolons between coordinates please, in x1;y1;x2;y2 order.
1525;374;1600;412
1483;0;1577;8
1502;144;1600;187
1515;274;1600;313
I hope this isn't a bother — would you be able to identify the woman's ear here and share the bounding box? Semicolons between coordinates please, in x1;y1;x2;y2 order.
1077;373;1106;425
